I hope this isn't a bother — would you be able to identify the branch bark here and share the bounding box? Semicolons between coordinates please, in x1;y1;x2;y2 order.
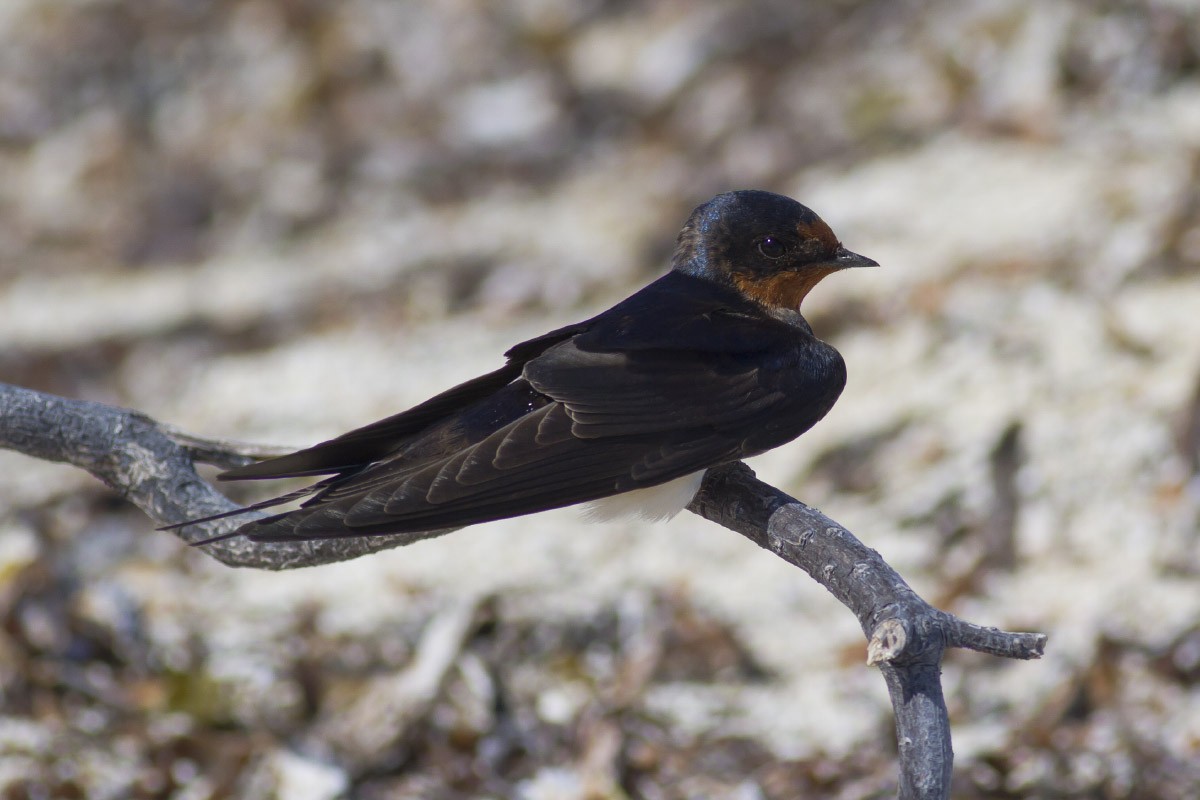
0;382;447;569
0;380;1046;798
688;462;1046;797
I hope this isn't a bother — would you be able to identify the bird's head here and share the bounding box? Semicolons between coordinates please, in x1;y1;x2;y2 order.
672;190;877;311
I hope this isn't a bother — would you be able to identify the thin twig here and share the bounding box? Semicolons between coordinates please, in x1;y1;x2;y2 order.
156;421;296;469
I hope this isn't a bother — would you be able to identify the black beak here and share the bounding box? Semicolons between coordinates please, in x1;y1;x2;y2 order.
833;246;879;269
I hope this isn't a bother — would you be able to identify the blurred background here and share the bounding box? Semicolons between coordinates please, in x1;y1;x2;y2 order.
2;1;1200;797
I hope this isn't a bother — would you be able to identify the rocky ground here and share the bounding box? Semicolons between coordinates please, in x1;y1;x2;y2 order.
2;1;1200;798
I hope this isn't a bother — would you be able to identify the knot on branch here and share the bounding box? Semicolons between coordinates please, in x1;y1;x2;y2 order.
866;611;955;667
867;618;908;666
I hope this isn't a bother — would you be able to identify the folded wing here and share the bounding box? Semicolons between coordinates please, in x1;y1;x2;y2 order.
242;340;788;540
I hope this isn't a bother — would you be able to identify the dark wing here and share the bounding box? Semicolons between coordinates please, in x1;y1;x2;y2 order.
218;319;593;481
218;271;770;483
237;331;842;542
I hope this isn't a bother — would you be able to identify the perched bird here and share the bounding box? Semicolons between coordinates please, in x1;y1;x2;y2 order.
184;190;876;543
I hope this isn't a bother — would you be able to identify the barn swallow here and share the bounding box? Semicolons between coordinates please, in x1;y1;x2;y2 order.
180;190;876;543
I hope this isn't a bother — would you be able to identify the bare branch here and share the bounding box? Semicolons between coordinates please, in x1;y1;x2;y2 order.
0;380;1047;798
688;461;1046;799
0;382;440;569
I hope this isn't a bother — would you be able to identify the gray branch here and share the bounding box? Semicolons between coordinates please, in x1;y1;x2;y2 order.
0;380;1046;799
0;382;441;569
688;462;1046;797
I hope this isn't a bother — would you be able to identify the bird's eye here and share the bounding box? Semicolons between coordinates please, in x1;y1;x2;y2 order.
757;236;787;259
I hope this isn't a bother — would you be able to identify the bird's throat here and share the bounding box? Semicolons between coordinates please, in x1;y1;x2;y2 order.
732;268;838;311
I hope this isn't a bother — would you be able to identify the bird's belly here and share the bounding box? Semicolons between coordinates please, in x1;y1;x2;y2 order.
580;470;706;523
